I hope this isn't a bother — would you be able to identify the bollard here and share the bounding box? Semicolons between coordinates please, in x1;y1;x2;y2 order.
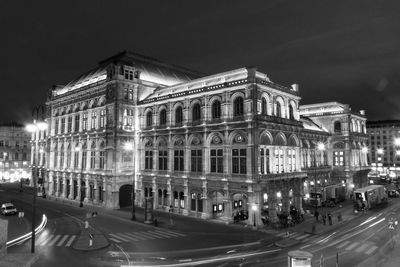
85;221;89;229
89;233;93;247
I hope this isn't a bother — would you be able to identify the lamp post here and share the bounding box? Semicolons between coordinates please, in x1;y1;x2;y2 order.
123;142;136;220
252;203;257;228
25;105;47;254
314;142;325;213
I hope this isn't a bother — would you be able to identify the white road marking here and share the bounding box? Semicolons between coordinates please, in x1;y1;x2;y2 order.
148;230;175;238
295;234;310;240
158;230;186;237
47;235;62;246
122;233;141;242
355;243;370;253
57;235;69;247
65;235;76;247
345;242;359;251
336;240;351;249
365;245;378;255
39;235;54;246
125;233;147;241
109;233;131;242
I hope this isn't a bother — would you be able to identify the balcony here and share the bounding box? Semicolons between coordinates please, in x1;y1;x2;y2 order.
256;114;302;127
260;171;307;181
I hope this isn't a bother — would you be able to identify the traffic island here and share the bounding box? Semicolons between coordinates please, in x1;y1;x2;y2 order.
72;227;110;251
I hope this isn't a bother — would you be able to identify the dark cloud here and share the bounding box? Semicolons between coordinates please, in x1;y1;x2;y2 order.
1;0;400;124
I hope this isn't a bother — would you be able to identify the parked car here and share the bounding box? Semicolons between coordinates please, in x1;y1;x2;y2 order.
1;203;17;215
388;190;400;198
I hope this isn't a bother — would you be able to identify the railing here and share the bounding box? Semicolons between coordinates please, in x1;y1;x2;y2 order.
259;171;307;181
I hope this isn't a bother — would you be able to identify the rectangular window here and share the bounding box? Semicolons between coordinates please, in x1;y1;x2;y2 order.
90;151;96;169
91;111;97;129
145;150;153;170
67;116;72;133
53;152;57;168
100;109;106;128
191;149;202;173
60;118;65;134
99;151;106;169
83;113;88;131
74;114;80;132
210;149;223;173
232;148;246;174
158;150;168;170
74;151;79;168
55;119;59;135
334;151;344;166
59;152;64;169
66;151;71;168
82;151;87;169
174;150;184;171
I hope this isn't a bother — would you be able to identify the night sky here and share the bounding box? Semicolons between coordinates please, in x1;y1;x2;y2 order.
1;0;400;125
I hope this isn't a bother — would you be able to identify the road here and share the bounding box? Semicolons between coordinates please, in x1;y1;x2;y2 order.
1;182;399;266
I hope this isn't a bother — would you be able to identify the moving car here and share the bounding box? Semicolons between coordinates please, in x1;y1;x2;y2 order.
1;203;17;215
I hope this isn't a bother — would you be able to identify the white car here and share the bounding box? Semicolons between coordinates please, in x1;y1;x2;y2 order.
1;203;17;215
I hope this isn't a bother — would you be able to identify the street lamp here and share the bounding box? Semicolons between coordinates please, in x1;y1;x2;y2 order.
25;105;47;254
314;142;325;213
252;203;257;227
123;142;136;220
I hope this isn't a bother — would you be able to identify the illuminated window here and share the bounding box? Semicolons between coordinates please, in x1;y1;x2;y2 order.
91;111;97;129
99;110;106;128
261;98;267;114
99;151;106;169
82;113;88;131
90;151;96;169
74;114;80;132
60;117;65;134
67;116;72;133
334;151;344;166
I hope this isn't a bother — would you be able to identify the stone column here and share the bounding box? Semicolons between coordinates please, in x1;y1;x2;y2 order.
102;178;107;206
93;179;99;204
61;173;67;199
182;180;189;215
68;174;74;200
48;171;54;196
84;175;90;203
76;174;81;201
55;173;60;197
268;187;279;223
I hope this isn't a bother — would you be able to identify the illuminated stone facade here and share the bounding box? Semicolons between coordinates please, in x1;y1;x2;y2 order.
0;123;31;182
34;51;368;226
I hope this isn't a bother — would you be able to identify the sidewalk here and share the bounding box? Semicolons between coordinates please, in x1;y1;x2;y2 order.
271;200;357;248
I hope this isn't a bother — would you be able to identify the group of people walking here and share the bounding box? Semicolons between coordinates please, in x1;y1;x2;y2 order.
314;210;342;225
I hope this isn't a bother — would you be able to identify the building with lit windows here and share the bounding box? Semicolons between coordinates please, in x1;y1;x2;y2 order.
299;102;369;190
0;123;31;182
366;120;400;180
32;51;368;226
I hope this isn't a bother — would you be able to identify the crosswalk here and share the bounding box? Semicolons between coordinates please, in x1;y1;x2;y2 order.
108;230;186;243
35;234;77;247
275;231;378;255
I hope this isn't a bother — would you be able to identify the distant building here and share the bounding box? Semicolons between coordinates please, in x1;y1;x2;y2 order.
366;120;400;179
31;51;368;226
0;123;31;182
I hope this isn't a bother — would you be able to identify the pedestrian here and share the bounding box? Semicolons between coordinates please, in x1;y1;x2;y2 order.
314;210;319;222
322;213;326;225
337;212;342;222
328;213;332;225
154;218;158;227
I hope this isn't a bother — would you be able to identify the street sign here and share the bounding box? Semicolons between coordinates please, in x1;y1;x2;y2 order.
388;217;398;230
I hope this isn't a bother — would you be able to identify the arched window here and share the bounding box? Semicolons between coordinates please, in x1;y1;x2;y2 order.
211;100;221;119
276;102;282;117
192;103;201;122
289;105;294;120
175;106;183;124
261;98;267;115
233;97;244;117
146;111;152;127
159;109;167;126
334;121;341;133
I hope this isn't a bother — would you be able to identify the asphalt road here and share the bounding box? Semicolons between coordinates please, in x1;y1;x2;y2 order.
2;182;399;267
